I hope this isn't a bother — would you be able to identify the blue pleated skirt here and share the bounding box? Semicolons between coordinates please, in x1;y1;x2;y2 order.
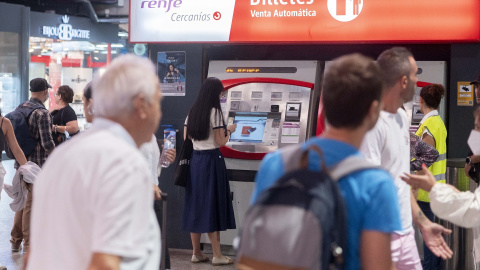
182;148;236;233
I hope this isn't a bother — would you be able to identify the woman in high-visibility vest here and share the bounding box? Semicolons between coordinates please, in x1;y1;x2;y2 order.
415;84;447;270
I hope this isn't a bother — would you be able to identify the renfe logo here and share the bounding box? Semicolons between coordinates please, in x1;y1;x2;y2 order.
327;0;363;22
251;0;314;4
141;0;183;12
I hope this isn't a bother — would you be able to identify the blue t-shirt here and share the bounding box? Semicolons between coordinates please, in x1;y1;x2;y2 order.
251;138;402;270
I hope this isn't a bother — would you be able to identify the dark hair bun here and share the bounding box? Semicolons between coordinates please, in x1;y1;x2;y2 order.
420;84;445;109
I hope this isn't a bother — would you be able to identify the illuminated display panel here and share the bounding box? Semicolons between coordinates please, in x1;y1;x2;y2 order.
226;67;297;73
230;115;267;143
130;0;480;43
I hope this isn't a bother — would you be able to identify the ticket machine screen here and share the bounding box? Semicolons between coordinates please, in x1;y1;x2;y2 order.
230;115;267;143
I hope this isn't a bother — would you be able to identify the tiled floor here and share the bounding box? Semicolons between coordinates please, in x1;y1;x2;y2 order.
0;160;235;270
0;160;23;270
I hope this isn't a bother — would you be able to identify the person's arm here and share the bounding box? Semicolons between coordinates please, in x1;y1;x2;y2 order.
163;148;176;165
361;231;393;270
404;165;480;228
470;155;480;164
87;253;120;270
410;191;453;259
37;111;55;153
465;155;480;178
153;184;162;200
429;183;480;228
359;172;401;269
3;118;27;166
421;133;436;148
54;120;79;135
213;124;236;147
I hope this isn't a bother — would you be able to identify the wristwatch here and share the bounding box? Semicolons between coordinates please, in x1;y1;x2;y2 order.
466;156;472;164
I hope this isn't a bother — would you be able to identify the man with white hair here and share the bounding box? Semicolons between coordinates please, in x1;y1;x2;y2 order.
26;54;163;270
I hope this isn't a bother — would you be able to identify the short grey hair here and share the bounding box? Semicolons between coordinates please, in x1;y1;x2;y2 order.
92;54;159;118
377;47;414;88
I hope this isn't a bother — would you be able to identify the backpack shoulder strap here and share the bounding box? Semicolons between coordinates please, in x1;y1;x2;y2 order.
280;144;305;173
329;155;382;181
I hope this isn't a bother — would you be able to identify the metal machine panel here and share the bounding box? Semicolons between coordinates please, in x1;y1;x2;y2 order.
208;60;318;83
224;82;313;154
201;61;321;247
404;61;447;131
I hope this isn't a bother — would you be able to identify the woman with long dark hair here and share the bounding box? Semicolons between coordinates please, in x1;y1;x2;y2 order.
183;77;237;265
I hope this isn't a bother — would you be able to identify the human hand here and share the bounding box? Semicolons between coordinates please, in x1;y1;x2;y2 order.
227;124;237;133
401;164;436;192
165;148;176;164
465;163;472;180
153;184;162;200
420;221;453;259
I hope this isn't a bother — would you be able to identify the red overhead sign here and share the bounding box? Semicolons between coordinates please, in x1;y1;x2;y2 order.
129;0;480;43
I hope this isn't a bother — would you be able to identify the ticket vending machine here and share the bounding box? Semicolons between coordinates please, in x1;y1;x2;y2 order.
404;61;447;132
203;61;321;247
317;61;447;136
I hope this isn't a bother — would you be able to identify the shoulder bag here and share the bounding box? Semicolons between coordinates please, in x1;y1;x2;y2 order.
173;138;193;187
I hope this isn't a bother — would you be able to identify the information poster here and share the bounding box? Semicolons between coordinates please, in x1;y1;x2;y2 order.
457;81;474;106
157;51;186;96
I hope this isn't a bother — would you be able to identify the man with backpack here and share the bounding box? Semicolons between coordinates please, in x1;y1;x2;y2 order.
10;78;55;253
248;54;402;269
360;47;452;270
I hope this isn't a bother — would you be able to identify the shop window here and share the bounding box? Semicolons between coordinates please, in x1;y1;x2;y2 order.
0;32;21;116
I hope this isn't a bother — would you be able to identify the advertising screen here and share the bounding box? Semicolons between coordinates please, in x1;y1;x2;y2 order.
230;115;267;143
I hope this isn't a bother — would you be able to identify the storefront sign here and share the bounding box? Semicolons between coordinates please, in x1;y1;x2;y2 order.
41;15;90;41
457;81;474;106
31;12;118;43
129;0;480;43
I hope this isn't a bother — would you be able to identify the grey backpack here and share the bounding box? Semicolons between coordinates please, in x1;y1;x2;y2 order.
235;144;378;270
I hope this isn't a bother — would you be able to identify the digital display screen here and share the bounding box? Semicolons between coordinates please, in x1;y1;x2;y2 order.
226;67;297;73
230;115;267;143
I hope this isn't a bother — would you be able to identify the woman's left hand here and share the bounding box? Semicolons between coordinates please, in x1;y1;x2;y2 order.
401;164;437;192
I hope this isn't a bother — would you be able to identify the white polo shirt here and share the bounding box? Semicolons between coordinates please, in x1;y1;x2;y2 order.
28;118;160;270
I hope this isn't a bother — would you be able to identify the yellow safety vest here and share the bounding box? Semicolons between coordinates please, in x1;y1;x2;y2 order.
415;115;447;202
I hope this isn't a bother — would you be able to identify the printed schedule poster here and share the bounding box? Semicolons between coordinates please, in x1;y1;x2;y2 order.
157;51;186;96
